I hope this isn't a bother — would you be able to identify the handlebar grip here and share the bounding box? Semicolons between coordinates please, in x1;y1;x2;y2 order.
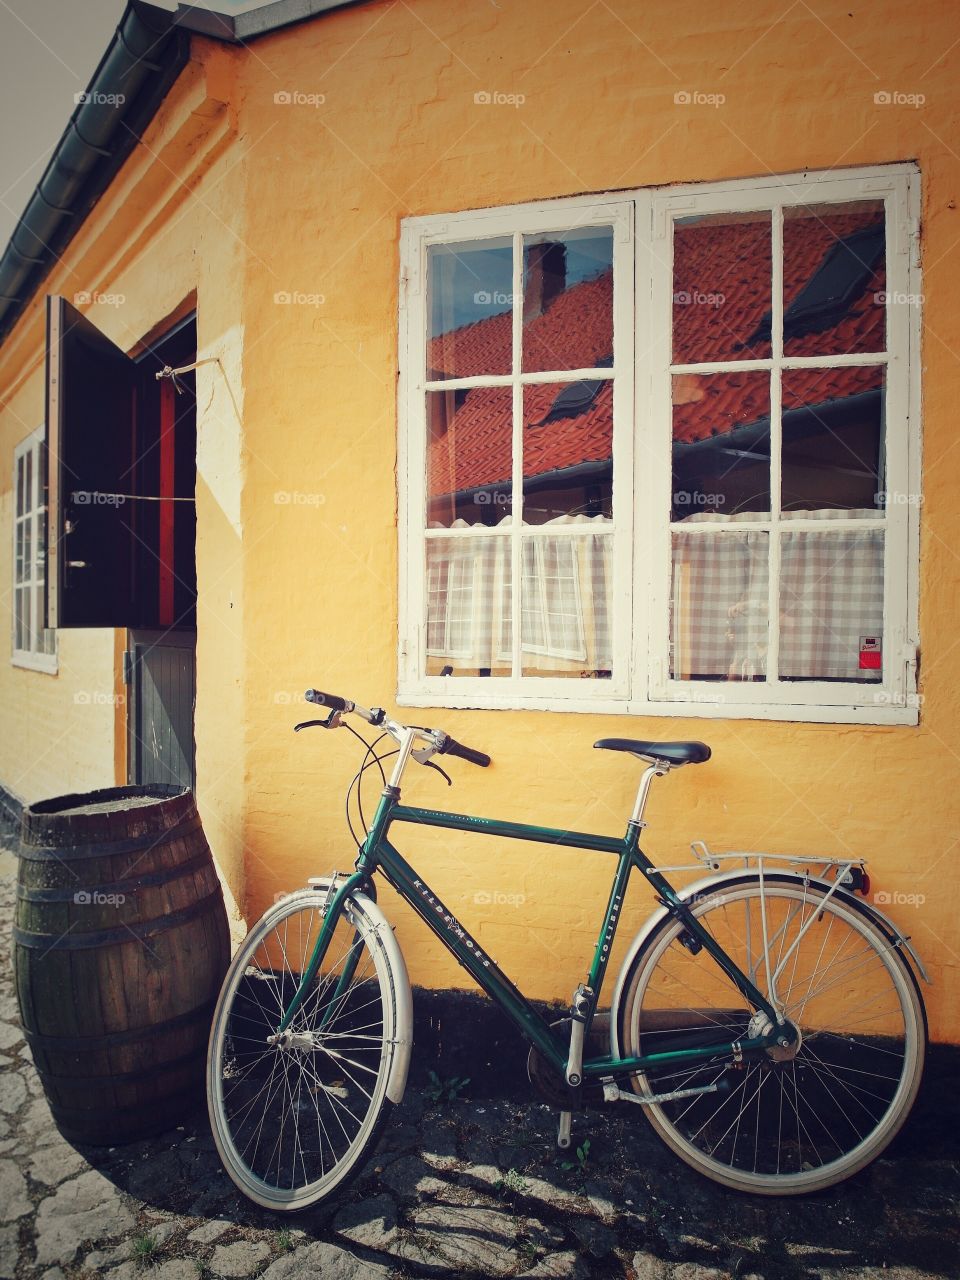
304;689;347;712
441;736;491;768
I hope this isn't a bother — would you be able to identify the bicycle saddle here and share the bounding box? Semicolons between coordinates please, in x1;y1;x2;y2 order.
594;738;711;766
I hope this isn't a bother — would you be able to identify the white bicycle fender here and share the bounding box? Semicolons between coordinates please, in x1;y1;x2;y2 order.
608;868;929;1063
305;878;414;1105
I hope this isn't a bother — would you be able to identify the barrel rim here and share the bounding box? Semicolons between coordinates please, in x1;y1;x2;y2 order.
21;785;195;847
25;784;189;819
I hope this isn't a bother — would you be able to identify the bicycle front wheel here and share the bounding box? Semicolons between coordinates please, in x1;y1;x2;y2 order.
207;889;401;1211
618;875;926;1195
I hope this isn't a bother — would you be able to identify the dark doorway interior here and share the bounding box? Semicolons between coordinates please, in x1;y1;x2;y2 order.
127;317;198;790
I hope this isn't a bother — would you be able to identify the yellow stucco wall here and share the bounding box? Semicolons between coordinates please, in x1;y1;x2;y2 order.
0;1;958;1038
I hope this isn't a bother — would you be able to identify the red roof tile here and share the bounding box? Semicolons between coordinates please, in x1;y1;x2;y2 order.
427;210;885;498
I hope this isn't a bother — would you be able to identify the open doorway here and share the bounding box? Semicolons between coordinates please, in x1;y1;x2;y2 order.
45;298;199;792
128;316;198;790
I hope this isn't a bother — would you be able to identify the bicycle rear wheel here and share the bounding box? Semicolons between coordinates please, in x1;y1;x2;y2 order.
207;889;400;1211
618;875;926;1194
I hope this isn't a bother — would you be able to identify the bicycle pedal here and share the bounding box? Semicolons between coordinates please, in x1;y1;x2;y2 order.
557;1110;572;1149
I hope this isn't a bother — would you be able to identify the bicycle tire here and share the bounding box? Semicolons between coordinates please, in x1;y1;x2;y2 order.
207;888;401;1211
616;874;926;1195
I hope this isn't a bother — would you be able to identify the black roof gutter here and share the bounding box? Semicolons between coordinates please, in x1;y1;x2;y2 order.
0;2;190;345
0;0;365;347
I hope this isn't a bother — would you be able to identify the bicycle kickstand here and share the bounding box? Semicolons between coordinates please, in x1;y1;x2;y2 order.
557;1110;572;1150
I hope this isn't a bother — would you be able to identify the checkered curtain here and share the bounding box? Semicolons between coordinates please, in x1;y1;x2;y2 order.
672;510;884;681
430;516;612;672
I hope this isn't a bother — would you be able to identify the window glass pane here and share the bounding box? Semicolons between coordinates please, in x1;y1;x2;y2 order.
779;529;884;681
14;588;26;653
781;366;884;515
672;211;772;363
23;514;32;587
24;448;33;517
522;229;613;373
671;531;769;681
520;534;611;678
425;536;511;677
14;522;24;586
672;372;771;519
523;381;612;524
22;574;33;653
427;387;513;527
783;201;885;357
15;455;24;518
427;238;513;380
35;508;46;578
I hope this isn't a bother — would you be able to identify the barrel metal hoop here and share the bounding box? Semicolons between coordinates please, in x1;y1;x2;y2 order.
16;815;203;861
37;1048;205;1088
22;998;218;1051
16;850;214;902
12;887;225;950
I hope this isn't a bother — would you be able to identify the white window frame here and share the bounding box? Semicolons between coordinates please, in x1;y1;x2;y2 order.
398;163;921;725
12;426;57;675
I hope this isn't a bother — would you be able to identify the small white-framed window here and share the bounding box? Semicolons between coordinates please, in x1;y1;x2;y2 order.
398;165;921;725
13;427;57;674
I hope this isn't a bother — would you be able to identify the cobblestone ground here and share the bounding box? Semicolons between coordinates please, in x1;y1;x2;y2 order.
0;852;957;1280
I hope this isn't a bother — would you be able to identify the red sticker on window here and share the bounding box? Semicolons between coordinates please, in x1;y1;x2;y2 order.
859;636;882;670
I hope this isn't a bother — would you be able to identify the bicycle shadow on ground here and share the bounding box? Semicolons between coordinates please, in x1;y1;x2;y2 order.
74;1045;960;1280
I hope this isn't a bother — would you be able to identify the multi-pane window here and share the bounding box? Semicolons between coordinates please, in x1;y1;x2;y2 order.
13;428;56;672
399;166;920;723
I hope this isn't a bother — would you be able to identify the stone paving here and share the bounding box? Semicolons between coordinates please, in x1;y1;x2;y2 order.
0;852;957;1280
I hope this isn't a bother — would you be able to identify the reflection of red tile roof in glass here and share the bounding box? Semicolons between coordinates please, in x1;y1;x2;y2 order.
427;211;885;496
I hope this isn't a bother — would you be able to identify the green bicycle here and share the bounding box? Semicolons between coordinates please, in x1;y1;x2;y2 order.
206;690;928;1211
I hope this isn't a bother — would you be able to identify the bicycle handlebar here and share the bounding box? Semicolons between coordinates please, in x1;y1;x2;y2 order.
302;688;491;767
305;689;348;712
439;735;491;768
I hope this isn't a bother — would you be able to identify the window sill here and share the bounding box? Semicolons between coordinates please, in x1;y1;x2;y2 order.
397;687;920;726
11;652;58;676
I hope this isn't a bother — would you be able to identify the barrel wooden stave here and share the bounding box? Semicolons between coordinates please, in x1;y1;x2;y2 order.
14;785;230;1145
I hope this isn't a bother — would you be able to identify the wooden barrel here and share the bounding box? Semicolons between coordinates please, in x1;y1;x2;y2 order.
13;784;230;1145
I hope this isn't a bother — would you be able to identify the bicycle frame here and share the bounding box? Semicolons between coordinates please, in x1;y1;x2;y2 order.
276;786;786;1080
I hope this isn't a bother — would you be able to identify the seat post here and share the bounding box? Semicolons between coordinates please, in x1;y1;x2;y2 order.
630;760;670;827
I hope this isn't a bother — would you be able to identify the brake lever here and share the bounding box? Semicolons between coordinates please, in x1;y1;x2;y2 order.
422;760;453;787
294;710;342;732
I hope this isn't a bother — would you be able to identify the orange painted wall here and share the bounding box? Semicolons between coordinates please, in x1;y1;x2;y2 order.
0;1;957;1037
